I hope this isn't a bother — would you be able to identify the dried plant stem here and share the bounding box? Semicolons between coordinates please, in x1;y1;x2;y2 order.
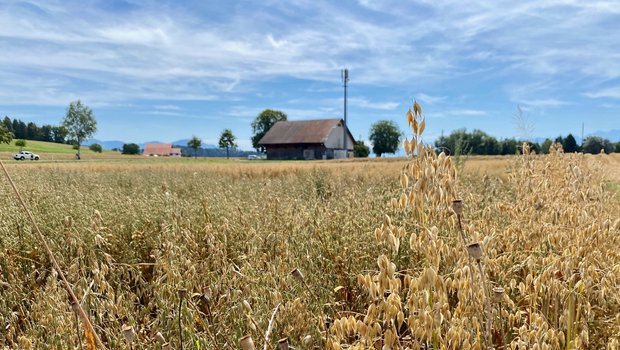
248;315;273;350
301;278;339;318
263;303;281;350
73;304;84;350
476;260;492;348
0;159;107;349
187;298;220;349
178;298;184;350
498;303;505;349
457;214;477;306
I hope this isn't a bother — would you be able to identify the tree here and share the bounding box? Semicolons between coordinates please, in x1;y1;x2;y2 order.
52;126;68;144
0;124;13;144
188;136;202;158
26;122;39;140
251;109;287;151
616;142;620;153
62;100;97;158
563;134;579;153
541;138;553;154
2;116;12;134
353;140;370;157
369;120;401;157
122;143;141;155
582;136;614;154
89;143;103;153
14;120;26;139
15;139;26;151
218;129;237;159
39;124;53;142
500;138;518;155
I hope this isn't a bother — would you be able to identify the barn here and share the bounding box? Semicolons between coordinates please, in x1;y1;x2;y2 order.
143;143;182;157
258;118;355;160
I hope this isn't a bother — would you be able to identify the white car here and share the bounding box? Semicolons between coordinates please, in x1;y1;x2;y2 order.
13;151;40;161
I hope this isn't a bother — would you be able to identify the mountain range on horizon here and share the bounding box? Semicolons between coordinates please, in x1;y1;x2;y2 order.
83;139;218;150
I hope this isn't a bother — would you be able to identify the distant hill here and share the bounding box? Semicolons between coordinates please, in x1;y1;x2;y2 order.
84;138;219;150
83;139;125;150
170;139;217;149
588;129;620;142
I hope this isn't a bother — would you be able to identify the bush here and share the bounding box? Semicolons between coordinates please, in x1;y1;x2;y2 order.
122;143;141;155
89;143;103;153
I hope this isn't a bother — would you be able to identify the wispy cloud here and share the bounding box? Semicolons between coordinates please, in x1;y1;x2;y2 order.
520;99;570;108
349;98;400;110
433;109;488;118
154;104;182;110
584;87;620;99
416;93;446;105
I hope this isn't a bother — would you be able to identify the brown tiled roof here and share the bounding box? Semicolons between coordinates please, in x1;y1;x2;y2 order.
258;118;353;145
144;143;173;156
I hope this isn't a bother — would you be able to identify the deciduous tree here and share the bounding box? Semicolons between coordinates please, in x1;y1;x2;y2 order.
188;136;202;158
122;143;141;155
15;139;26;151
353;140;370;158
251;109;287;151
62;100;97;158
0;124;13;144
218;129;237;159
582;136;614;154
369;120;401;157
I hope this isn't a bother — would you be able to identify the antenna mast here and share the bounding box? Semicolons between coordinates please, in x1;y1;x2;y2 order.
341;68;349;156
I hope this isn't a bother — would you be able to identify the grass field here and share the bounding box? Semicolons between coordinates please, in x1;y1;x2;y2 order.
1;133;620;349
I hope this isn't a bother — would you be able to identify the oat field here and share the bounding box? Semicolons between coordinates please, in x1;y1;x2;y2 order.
1;108;620;349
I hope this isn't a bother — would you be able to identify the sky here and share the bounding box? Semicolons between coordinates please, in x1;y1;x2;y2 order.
1;0;619;149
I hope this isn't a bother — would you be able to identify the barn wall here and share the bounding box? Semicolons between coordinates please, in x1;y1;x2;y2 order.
265;144;328;160
324;124;355;150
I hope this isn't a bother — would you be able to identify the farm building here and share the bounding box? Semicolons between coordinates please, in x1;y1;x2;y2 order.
258;118;355;160
143;143;182;157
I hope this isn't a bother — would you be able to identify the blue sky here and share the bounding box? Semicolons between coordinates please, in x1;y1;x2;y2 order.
1;0;619;149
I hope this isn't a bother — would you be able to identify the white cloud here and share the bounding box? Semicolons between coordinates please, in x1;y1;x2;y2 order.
349;98;399;110
520;99;570;107
432;109;488;118
585;87;620;99
416;93;446;105
154;104;182;110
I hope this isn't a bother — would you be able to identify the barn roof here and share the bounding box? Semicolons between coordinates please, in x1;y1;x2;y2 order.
143;143;173;156
258;118;355;145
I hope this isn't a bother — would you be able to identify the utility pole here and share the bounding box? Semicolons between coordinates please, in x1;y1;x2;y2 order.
341;68;349;157
581;122;584;148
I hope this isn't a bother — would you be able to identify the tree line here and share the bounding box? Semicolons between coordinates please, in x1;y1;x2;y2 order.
435;128;620;155
2;116;68;144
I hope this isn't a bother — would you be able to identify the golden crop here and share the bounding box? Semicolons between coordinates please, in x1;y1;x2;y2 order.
1;102;619;349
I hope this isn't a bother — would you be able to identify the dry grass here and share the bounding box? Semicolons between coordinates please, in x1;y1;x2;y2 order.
1;109;619;349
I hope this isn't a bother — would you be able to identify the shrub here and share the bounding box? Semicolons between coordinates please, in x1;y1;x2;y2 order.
122;143;141;155
89;143;103;153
